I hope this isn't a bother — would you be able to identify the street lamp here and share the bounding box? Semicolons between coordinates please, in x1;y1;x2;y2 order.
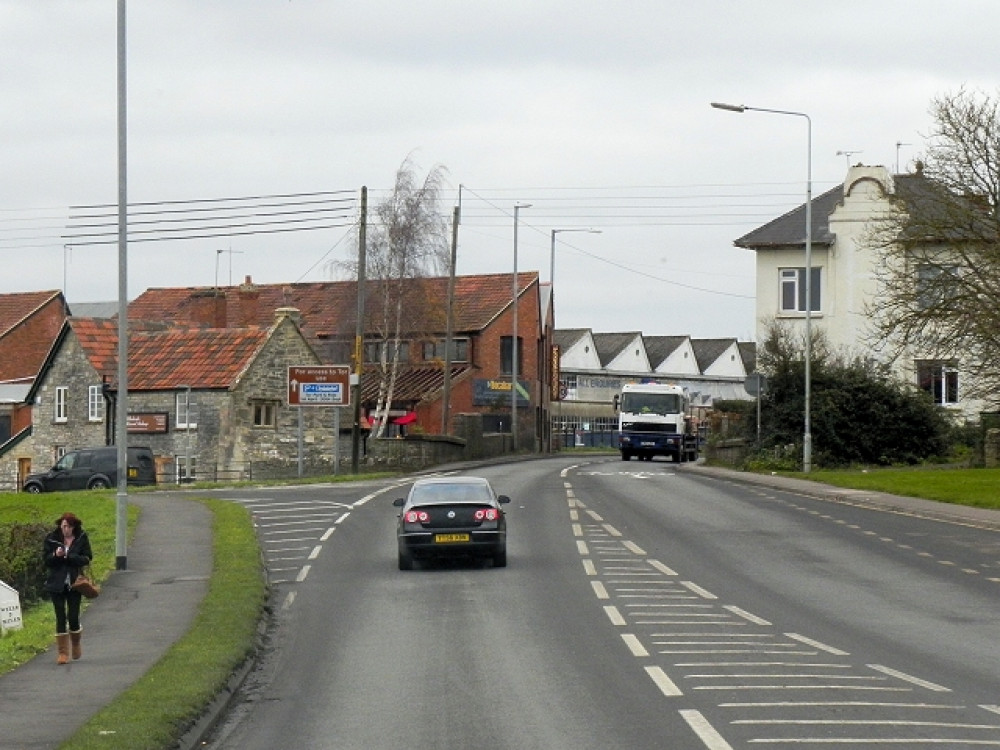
512;202;531;452
177;384;192;483
550;228;602;287
711;101;813;473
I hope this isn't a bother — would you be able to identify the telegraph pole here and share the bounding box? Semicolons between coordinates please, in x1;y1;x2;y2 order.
351;187;367;473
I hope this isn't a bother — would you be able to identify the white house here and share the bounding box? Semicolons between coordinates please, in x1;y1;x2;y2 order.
736;163;981;419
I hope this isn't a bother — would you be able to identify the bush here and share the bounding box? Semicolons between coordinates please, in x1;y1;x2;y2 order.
0;521;49;605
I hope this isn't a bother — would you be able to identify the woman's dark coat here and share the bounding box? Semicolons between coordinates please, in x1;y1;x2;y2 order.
43;529;93;594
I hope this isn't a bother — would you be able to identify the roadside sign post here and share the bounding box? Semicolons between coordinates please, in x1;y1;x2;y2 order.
288;366;352;475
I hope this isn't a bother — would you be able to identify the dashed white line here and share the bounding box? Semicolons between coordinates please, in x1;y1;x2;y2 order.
679;709;733;749
868;664;952;692
591;581;610;599
646;666;684;697
296;564;311;582
307;545;322;560
604;605;626;626
621;633;649;657
785;633;850;656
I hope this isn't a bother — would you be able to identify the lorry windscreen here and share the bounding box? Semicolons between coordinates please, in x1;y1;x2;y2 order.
621;393;682;416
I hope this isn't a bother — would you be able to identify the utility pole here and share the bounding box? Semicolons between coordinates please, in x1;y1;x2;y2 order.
441;192;461;434
351;187;367;473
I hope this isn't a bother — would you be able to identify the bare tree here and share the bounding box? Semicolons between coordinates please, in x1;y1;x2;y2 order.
867;88;1000;406
364;157;450;437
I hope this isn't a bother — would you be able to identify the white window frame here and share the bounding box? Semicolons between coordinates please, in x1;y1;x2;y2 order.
88;385;104;422
176;392;197;429
779;267;822;313
916;360;960;406
54;386;68;423
176;454;197;483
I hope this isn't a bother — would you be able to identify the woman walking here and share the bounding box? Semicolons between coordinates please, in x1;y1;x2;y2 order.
42;512;93;664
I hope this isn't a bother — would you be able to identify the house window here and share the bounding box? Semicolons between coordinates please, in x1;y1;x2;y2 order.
916;360;959;405
176;392;197;429
422;338;469;363
54;386;68;423
779;267;822;313
253;400;278;428
916;263;959;310
500;336;523;376
88;385;104;422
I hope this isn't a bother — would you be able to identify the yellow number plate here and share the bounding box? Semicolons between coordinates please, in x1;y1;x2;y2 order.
434;533;470;543
128;468;137;478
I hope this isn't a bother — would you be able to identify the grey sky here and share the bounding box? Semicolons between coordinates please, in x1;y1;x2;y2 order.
2;1;996;339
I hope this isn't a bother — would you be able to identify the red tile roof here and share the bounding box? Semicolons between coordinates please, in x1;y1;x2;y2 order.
70;317;269;390
0;290;62;337
128;272;537;336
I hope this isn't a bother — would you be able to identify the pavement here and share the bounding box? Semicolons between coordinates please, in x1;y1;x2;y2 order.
1;463;998;750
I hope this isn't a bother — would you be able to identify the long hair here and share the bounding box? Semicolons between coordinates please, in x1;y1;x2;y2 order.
55;512;83;535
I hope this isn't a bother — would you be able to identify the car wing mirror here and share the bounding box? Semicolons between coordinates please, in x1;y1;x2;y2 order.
392;497;405;507
497;495;511;504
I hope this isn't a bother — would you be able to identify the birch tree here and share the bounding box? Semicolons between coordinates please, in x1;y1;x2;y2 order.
365;157;450;437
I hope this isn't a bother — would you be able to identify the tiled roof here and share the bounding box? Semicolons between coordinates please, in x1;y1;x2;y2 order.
554;328;590;350
691;338;736;372
359;364;472;404
0;290;62;338
734;184;843;249
128;272;537;337
70;317;269;390
592;332;641;367
643;335;687;368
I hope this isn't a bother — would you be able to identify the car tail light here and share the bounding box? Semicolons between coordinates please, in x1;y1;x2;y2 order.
474;508;499;521
405;510;430;523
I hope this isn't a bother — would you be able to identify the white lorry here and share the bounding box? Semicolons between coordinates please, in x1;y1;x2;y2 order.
615;382;699;462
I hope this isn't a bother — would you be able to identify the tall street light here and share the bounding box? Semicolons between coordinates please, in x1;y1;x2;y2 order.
550;228;602;286
711;101;813;473
512;202;531;452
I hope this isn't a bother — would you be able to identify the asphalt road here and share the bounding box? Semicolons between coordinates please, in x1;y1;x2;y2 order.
203;457;1000;749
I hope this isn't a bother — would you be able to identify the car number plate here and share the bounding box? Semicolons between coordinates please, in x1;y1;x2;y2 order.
434;533;470;543
128;468;137;478
641;441;655;447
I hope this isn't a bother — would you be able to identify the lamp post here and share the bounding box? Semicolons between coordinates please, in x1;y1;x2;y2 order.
177;385;192;482
550;228;602;286
512;203;531;452
711;101;813;473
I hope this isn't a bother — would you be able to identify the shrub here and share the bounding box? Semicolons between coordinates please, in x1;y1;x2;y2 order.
0;521;50;605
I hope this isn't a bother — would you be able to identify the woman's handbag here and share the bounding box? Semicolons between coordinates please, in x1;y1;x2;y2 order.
71;569;100;599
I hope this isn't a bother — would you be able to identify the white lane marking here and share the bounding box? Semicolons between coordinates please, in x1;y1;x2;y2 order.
569;509;579;521
785;633;850;656
868;664;952;692
623;540;646;555
335;512;350;524
681;581;718;599
587;510;604;521
648;559;678;576
983;705;1000;715
621;633;649;657
724;605;771;626
576;540;589;555
592;581;610;599
307;545;322;560
583;559;597;576
679;709;733;749
320;527;336;541
296;564;311;582
603;524;623;537
604;605;626;626
572;523;583;537
281;591;296;610
646;666;684;697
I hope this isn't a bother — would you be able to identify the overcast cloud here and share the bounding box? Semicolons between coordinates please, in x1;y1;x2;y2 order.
2;1;997;339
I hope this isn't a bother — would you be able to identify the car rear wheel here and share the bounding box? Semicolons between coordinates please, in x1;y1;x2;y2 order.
493;546;507;568
24;484;42;494
89;478;110;490
398;550;414;571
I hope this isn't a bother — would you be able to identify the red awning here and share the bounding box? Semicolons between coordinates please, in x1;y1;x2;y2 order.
392;411;418;425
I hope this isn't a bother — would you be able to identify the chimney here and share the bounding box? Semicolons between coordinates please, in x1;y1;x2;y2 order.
238;275;260;326
275;307;301;326
188;289;227;328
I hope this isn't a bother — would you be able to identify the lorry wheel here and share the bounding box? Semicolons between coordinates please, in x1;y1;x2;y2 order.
621;452;631;461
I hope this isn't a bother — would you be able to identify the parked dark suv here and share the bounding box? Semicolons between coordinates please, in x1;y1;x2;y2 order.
23;446;157;493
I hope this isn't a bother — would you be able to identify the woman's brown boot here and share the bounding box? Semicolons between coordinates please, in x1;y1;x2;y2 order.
55;633;70;665
69;629;82;660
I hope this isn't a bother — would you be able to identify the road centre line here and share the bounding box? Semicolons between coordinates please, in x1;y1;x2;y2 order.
335;512;350;524
591;581;609;599
308;545;322;560
569;509;579;521
786;633;850;656
868;664;952;692
621;633;649;657
582;559;597;576
723;605;772;626
576;540;588;554
678;709;733;749
320;527;336;541
646;666;684;697
572;523;583;536
681;581;718;599
295;565;311;582
604;605;627;626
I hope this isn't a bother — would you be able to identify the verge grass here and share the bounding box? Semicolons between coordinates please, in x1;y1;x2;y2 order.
788;466;1000;510
0;492;139;673
57;497;265;750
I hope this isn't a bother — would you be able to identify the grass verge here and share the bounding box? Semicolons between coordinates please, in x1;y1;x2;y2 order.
0;493;139;673
785;466;1000;510
54;497;266;750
